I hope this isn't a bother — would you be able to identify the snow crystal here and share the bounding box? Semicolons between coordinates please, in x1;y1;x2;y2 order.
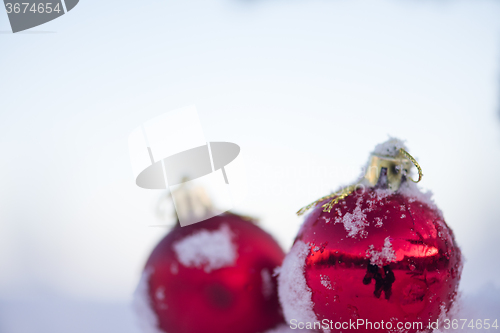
261;268;274;299
320;275;333;290
334;195;370;238
366;237;397;266
373;187;393;201
278;241;327;332
132;269;164;333
172;224;237;273
372;137;408;157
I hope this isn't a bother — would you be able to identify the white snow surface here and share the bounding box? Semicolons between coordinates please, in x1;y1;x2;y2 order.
173;224;237;273
132;269;164;333
366;237;397;266
0;288;498;333
277;241;329;333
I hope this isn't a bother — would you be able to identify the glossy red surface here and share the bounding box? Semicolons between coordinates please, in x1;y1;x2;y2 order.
144;213;285;333
296;188;462;333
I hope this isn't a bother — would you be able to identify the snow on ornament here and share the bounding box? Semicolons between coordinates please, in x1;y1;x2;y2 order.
134;183;286;333
278;139;462;333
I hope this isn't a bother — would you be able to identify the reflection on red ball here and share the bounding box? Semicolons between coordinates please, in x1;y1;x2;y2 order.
141;213;285;333
284;187;462;333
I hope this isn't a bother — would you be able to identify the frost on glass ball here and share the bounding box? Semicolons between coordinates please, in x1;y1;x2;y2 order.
278;183;462;333
135;213;286;333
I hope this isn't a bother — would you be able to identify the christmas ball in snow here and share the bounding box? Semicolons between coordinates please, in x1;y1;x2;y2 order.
278;140;462;333
136;213;285;333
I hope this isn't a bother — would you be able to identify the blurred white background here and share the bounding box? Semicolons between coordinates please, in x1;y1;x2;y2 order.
1;0;500;332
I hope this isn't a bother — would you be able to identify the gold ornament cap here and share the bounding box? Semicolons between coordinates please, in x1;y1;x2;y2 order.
364;148;422;191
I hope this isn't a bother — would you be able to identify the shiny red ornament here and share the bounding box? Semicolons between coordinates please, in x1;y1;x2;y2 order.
296;188;461;332
140;213;285;333
279;143;462;333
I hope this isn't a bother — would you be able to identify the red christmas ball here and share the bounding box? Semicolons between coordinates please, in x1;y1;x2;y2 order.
136;213;286;333
278;143;462;333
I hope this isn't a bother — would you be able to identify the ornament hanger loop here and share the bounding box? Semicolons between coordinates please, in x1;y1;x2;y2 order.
321;185;357;214
296;192;339;216
296;184;358;216
399;148;423;183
